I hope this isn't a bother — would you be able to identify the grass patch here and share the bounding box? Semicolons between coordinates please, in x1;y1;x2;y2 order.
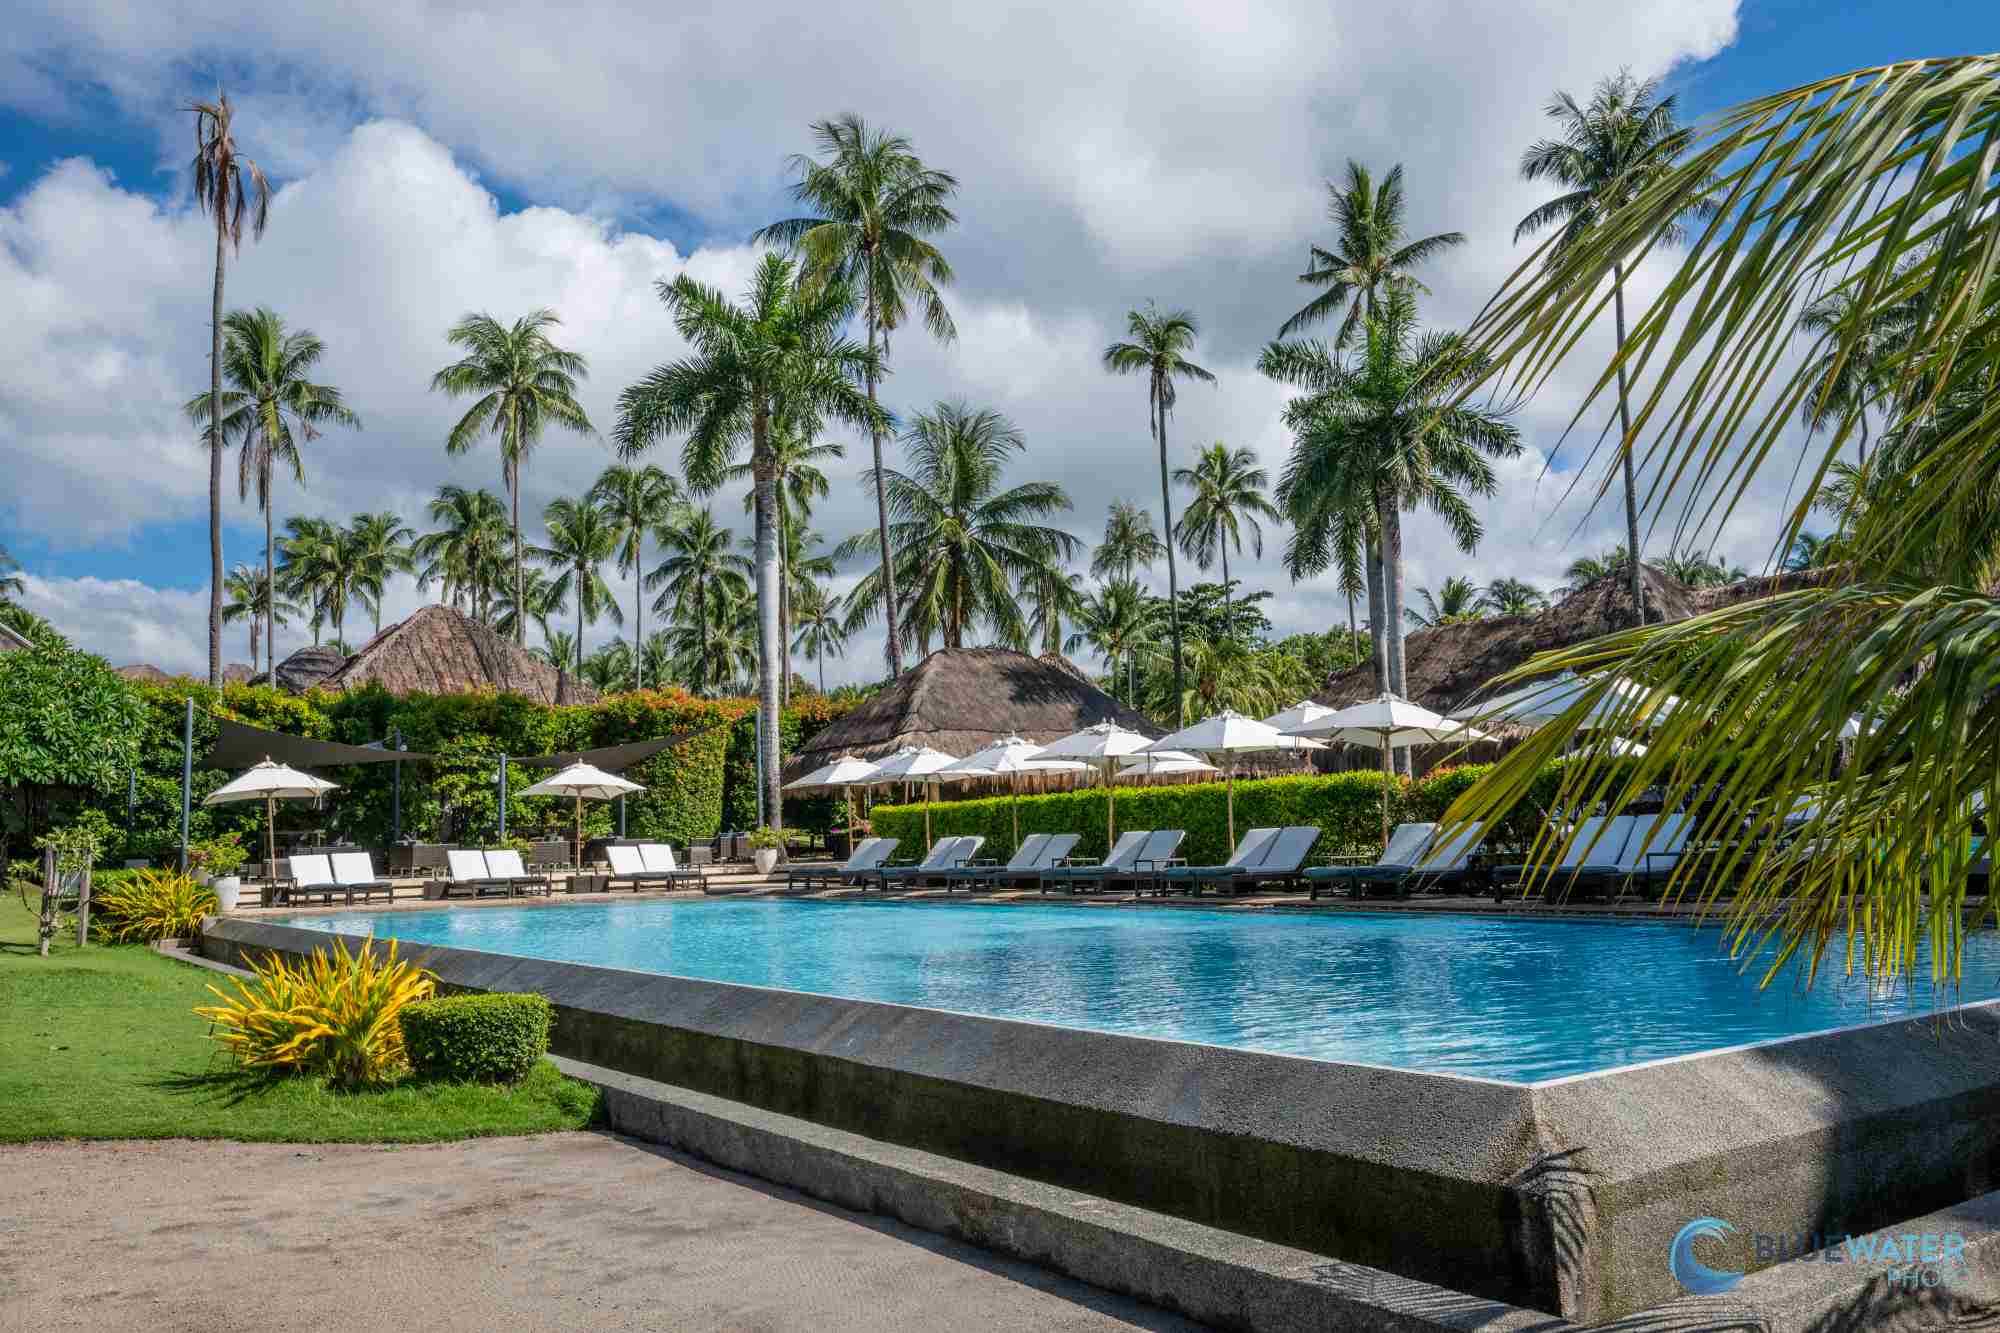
0;894;600;1142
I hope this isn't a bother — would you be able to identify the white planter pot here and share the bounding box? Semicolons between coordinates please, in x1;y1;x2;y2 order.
211;875;242;911
753;848;779;875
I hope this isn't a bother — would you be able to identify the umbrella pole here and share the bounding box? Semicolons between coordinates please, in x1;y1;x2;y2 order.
1380;732;1392;851
924;781;932;851
575;793;583;871
266;795;276;884
1011;778;1020;852
1105;760;1116;850
1227;760;1236;849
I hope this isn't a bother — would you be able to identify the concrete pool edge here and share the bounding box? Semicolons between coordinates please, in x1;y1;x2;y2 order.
201;914;2000;1322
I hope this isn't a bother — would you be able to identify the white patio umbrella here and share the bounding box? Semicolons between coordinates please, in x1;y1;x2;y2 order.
1285;692;1488;850
1261;700;1340;735
857;745;961;850
1144;709;1326;847
1027;721;1156;850
519;761;646;870
202;757;339;879
1116;751;1220;779
1451;671;1679;731
935;737;1088;850
782;753;882;841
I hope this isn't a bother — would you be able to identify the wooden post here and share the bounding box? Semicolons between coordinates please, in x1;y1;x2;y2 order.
39;845;54;958
76;865;91;947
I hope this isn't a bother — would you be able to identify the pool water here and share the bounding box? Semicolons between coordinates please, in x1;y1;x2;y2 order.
275;899;2000;1083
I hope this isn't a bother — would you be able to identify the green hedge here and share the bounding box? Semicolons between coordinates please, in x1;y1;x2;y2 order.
869;760;1588;869
400;993;553;1083
65;680;857;864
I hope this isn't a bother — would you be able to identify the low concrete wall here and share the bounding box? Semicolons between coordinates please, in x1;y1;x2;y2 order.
202;915;2000;1321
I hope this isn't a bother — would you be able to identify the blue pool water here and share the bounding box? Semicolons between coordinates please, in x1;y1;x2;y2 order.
275;900;2000;1082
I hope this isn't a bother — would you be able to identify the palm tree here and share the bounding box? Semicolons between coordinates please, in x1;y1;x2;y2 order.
667;579;759;693
582;639;635;693
727;422;844;701
1797;286;1912;471
539;630;579;673
188;88;272;689
534;496;623;674
222;562;296;675
590;463;684;689
1407;576;1485;628
615;251;878;828
349;511;414;637
1561;546;1633;592
1166;634;1313;722
277;516;361;647
183;308;359;685
1279;161;1465;345
0;543;23;602
791;583;848;691
1785;531;1837;572
1103;305;1215;726
1480;576;1546;617
647;507;752;694
493;565;564;649
638;631;677;692
1023;565;1085;657
755;113;960;677
1068;578;1158;706
1262;292;1521;751
414;484;511;621
431;310;594;645
1657;546;1745;588
1516;71;1709;621
1091;501;1165;582
835;401;1077;653
1173;442;1280;619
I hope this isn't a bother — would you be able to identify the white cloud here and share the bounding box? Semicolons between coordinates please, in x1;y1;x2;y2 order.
0;0;1797;683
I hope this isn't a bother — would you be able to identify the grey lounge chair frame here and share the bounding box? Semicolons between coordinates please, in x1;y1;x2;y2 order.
1140;827;1281;896
1068;830;1187;895
785;837;900;891
869;836;986;889
960;833;1084;890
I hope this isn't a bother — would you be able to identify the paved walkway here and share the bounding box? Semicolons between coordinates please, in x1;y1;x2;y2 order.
0;1134;1203;1332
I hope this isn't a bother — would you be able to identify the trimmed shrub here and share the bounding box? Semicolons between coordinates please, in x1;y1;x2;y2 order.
400;992;554;1084
95;869;217;942
195;936;437;1088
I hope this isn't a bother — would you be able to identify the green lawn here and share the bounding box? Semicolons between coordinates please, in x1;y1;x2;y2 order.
0;894;600;1142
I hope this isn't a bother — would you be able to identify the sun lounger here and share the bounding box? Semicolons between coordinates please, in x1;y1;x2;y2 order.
1038;831;1149;893
638;842;705;887
603;843;695;891
784;837;898;891
482;848;554;896
1572;813;1692;900
1061;830;1185;894
1215;825;1321;894
870;835;986;889
1492;815;1635;901
284;853;340;906
329;852;396;904
1305;823;1435;899
957;833;1083;890
434;849;516;899
1137;827;1278;896
942;833;1048;891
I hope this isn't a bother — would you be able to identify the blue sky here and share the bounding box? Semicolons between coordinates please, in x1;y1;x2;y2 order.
0;1;1990;671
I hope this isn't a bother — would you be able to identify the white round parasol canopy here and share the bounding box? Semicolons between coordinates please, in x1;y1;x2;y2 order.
782;754;886;842
1143;710;1326;846
853;746;961;848
203;758;339;881
935;738;1088;850
1283;693;1488;849
518;762;647;869
1026;721;1157;848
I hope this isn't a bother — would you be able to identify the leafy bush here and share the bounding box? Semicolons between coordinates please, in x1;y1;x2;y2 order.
95;869;218;942
399;992;554;1084
187;832;249;878
195;936;437;1088
746;826;784;851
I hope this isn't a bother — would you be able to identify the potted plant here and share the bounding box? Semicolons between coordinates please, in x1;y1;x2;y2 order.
188;833;249;911
747;826;784;876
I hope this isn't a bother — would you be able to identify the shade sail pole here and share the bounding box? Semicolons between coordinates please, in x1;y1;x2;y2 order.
498;754;509;842
1380;732;1391;851
391;726;403;844
178;697;193;874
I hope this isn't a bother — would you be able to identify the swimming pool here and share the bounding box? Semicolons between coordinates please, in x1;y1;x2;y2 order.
276;899;2000;1082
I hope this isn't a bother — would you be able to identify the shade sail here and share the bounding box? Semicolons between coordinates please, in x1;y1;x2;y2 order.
206;716;430;770
507;731;709;772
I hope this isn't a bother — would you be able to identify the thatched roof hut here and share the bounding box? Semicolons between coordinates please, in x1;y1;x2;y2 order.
1317;567;1813;714
786;645;1159;778
317;605;597;704
273;646;347;693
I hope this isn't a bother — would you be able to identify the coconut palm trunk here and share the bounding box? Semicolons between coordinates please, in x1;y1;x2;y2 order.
264;500;275;688
1366;537;1387;691
208;218;226;689
509;403;526;647
865;280;902;677
1154;386;1185;725
752;415;785;830
1612;263;1645;622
